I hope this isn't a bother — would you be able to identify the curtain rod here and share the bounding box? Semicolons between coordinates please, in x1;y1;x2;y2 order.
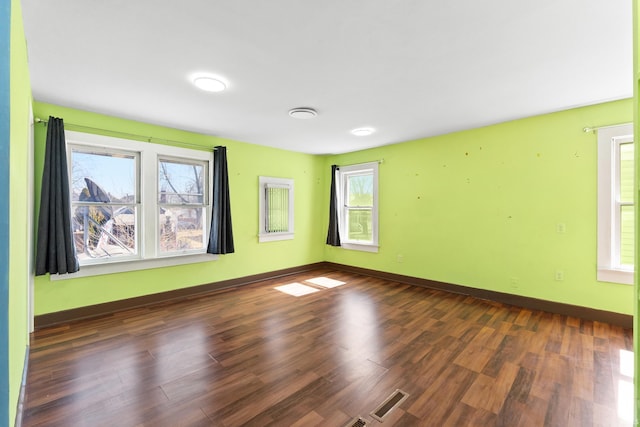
336;159;384;167
583;122;632;133
34;117;218;151
365;159;385;164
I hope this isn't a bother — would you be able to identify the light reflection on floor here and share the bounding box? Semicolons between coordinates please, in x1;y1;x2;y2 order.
618;349;633;423
338;292;380;357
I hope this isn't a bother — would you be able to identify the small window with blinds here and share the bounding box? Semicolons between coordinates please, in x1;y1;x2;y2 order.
258;176;294;242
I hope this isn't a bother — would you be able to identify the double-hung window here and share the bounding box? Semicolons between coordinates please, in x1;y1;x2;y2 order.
66;130;214;276
597;124;634;284
158;157;208;253
258;176;294;242
337;162;379;252
70;147;140;261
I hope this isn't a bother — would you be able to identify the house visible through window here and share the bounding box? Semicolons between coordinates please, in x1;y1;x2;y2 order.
258;176;294;242
597;123;634;284
338;162;379;252
67;131;213;270
158;158;208;253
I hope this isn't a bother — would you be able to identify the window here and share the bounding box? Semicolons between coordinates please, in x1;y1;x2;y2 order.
597;124;634;284
158;158;208;253
66;130;213;274
258;176;294;242
71;148;139;262
337;162;379;252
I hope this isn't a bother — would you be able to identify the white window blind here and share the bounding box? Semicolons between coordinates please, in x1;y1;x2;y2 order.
259;176;294;242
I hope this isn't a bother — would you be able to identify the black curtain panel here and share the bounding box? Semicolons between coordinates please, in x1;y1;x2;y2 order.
35;116;80;275
326;164;341;246
207;146;235;254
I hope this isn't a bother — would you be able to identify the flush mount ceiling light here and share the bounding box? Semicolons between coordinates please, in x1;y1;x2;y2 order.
192;74;227;92
288;107;318;119
351;127;375;136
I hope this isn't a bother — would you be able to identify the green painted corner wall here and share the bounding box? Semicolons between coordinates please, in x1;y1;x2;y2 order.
325;99;634;315
32;103;326;315
9;0;30;424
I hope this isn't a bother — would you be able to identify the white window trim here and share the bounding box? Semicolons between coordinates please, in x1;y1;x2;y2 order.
258;176;294;242
597;123;634;285
70;145;142;264
50;253;217;280
55;130;217;280
338;161;379;252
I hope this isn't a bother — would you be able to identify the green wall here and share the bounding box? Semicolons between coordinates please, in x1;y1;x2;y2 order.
32;102;326;315
325;99;634;315
33;100;635;317
9;0;31;424
0;0;10;423
633;0;639;423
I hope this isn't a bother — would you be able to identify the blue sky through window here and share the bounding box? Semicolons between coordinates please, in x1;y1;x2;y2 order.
72;151;136;202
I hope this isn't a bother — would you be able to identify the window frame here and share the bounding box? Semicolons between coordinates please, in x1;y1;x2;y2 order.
597;123;634;285
258;176;294;242
69;146;141;264
56;130;216;280
157;156;209;256
337;161;379;253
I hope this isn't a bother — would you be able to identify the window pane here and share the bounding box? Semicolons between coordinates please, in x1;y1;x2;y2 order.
620;142;634;203
347;208;372;242
159;207;206;252
72;151;136;202
265;186;289;233
620;205;634;267
159;159;205;204
72;204;137;260
347;174;373;206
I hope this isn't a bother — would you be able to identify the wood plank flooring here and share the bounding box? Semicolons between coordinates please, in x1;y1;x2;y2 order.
23;269;634;426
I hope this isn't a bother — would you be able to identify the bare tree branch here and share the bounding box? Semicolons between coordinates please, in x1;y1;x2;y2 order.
160;162;189;204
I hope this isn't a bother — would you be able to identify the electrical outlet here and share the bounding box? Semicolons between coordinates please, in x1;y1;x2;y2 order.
510;277;519;289
555;270;564;281
397;254;404;263
557;223;566;233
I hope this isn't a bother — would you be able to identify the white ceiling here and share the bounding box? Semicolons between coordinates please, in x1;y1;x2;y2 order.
21;0;632;155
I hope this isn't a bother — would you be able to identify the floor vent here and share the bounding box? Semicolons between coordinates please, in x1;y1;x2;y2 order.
344;416;368;427
370;389;409;422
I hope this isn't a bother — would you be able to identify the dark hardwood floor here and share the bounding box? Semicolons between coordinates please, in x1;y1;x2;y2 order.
23;269;634;426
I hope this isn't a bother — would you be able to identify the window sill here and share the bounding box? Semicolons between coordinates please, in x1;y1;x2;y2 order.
258;232;294;242
50;252;218;281
597;267;633;285
341;242;379;253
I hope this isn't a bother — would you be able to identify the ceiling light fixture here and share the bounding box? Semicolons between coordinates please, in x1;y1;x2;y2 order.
192;75;227;92
288;108;318;119
351;127;375;136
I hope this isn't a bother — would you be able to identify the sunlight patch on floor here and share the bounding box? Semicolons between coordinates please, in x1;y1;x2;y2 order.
619;349;633;378
274;283;320;297
305;276;346;288
618;379;633;422
618;349;634;423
